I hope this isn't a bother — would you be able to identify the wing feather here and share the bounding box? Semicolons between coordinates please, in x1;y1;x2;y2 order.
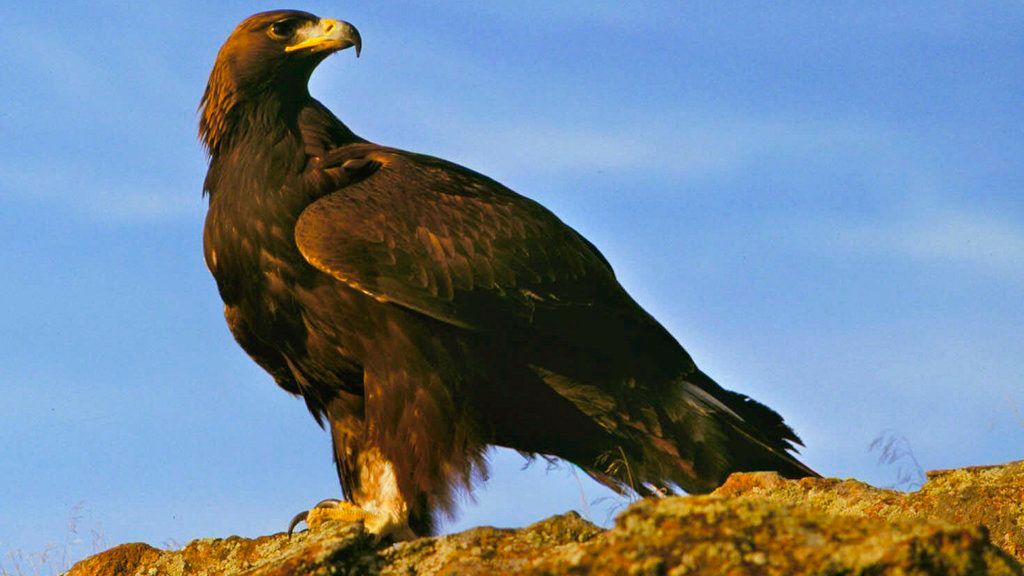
295;149;621;332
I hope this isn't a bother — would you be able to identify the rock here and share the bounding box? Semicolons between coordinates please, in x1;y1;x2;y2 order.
68;523;380;576
536;495;1020;575
68;461;1024;576
712;460;1024;564
66;543;162;576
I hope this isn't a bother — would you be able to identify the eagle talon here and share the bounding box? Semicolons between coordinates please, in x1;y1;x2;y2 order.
287;510;308;537
287;498;384;537
314;498;344;508
287;498;345;536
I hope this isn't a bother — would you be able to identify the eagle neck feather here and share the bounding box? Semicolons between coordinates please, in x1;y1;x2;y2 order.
201;81;362;200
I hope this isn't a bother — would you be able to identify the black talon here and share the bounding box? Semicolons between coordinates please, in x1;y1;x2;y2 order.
287;511;308;537
287;498;344;537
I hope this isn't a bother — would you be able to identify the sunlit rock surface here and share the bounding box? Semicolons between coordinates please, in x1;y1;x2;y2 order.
68;460;1024;575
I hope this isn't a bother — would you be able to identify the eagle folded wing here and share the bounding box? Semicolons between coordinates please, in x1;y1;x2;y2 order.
295;150;621;332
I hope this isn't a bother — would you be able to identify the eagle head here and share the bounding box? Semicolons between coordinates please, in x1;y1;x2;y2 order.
199;10;361;154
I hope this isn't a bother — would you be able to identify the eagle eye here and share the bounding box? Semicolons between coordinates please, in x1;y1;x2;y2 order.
269;19;299;40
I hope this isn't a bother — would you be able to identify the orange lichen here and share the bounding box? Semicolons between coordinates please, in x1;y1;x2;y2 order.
68;461;1024;576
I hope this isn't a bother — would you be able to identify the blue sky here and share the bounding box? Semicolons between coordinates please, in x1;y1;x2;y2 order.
1;1;1022;570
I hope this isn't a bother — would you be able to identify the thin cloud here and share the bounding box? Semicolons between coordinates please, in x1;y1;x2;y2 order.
1;160;203;223
409;112;900;182
797;202;1024;283
90;189;203;222
836;207;1024;279
446;1;681;32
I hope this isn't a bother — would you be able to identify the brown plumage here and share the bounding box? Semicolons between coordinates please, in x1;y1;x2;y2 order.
200;9;817;538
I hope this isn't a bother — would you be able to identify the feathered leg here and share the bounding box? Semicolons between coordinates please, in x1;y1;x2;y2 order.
288;390;421;540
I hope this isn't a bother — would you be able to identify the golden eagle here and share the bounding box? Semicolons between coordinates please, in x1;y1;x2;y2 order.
200;10;816;539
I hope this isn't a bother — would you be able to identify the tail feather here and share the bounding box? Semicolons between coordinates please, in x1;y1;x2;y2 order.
596;369;818;495
689;369;818;478
651;368;819;491
534;360;817;496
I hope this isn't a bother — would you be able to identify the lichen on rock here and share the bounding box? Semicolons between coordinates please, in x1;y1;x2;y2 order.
68;460;1024;576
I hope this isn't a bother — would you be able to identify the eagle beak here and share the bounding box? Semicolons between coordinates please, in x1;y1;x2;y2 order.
285;19;362;57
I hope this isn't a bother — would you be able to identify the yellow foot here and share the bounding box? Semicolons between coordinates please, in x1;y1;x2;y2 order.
287;499;416;541
306;499;371;530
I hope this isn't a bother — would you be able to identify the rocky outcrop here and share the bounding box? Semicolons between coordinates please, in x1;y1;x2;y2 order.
712;460;1024;564
68;460;1024;575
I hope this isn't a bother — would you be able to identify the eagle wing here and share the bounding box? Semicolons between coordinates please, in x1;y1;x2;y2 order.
294;144;813;490
295;146;629;334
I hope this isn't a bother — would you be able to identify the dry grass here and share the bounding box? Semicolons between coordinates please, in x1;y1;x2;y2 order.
869;429;926;491
1;503;106;576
